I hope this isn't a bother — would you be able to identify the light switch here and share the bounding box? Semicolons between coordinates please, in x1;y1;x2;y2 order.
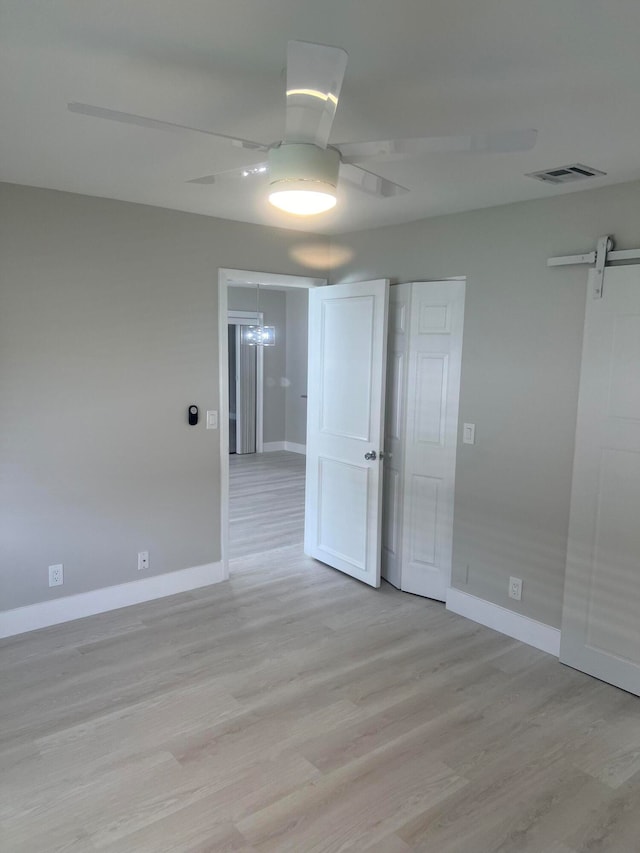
463;423;476;445
206;410;218;430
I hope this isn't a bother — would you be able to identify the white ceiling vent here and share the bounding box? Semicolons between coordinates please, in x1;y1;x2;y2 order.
526;163;606;185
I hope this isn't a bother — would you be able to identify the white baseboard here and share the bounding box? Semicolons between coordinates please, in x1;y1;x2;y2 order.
284;441;306;455
263;441;306;455
0;561;225;640
446;587;561;657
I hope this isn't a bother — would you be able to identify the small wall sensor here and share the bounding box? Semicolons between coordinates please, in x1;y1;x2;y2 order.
188;405;199;426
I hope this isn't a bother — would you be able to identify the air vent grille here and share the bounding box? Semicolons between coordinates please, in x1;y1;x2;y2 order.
526;163;606;185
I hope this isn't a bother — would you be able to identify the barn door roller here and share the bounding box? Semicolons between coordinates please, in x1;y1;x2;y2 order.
548;235;640;298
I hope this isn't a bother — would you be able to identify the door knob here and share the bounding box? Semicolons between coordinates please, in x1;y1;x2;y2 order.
364;450;377;461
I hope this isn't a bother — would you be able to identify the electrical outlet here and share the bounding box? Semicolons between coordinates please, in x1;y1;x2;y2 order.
49;564;64;587
508;576;523;601
138;551;149;571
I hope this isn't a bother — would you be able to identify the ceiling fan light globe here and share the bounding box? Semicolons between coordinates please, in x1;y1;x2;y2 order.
268;183;337;215
267;144;339;215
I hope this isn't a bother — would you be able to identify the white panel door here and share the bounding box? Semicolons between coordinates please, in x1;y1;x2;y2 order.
305;280;389;587
382;284;411;589
401;281;465;601
560;266;640;696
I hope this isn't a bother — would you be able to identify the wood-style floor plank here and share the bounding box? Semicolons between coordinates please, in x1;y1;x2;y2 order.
2;452;640;851
229;450;305;558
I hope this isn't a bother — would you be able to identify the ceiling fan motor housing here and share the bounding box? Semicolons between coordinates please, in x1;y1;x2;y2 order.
268;143;340;193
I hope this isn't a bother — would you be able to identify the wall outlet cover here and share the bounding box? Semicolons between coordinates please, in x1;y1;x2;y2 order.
49;564;64;587
509;576;523;601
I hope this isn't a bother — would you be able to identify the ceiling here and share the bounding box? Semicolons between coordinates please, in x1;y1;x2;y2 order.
2;0;640;235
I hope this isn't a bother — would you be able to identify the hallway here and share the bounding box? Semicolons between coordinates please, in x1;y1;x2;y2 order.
229;450;306;559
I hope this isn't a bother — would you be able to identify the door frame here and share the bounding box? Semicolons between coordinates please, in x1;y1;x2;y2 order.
228;309;265;455
218;268;326;577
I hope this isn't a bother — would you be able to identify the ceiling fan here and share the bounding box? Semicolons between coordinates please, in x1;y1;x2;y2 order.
68;40;537;216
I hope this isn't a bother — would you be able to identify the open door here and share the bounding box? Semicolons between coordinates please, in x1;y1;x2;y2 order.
304;280;389;587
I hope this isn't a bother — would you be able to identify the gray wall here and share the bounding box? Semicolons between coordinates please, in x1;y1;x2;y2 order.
227;287;287;445
5;176;640;629
285;289;309;447
0;183;328;611
331;180;640;629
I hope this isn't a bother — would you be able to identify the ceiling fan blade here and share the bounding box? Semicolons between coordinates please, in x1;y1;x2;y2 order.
339;163;409;199
67;102;268;151
187;162;269;185
284;40;348;148
337;128;538;164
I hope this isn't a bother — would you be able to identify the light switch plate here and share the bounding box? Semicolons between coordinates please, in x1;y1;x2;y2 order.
206;410;218;430
463;423;476;445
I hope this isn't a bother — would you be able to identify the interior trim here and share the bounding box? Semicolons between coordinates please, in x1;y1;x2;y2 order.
285;441;306;455
0;561;225;639
446;587;561;656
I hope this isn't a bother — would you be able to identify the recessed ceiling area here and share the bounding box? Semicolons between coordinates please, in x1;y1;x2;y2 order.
2;0;640;234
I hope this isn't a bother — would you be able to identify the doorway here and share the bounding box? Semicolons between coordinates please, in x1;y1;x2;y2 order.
218;269;326;574
218;271;464;595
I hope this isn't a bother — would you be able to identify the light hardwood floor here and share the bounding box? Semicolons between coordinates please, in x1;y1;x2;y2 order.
229;450;306;559
2;479;640;850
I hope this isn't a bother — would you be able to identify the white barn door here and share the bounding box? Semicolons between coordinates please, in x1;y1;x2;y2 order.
560;266;640;696
305;280;389;587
